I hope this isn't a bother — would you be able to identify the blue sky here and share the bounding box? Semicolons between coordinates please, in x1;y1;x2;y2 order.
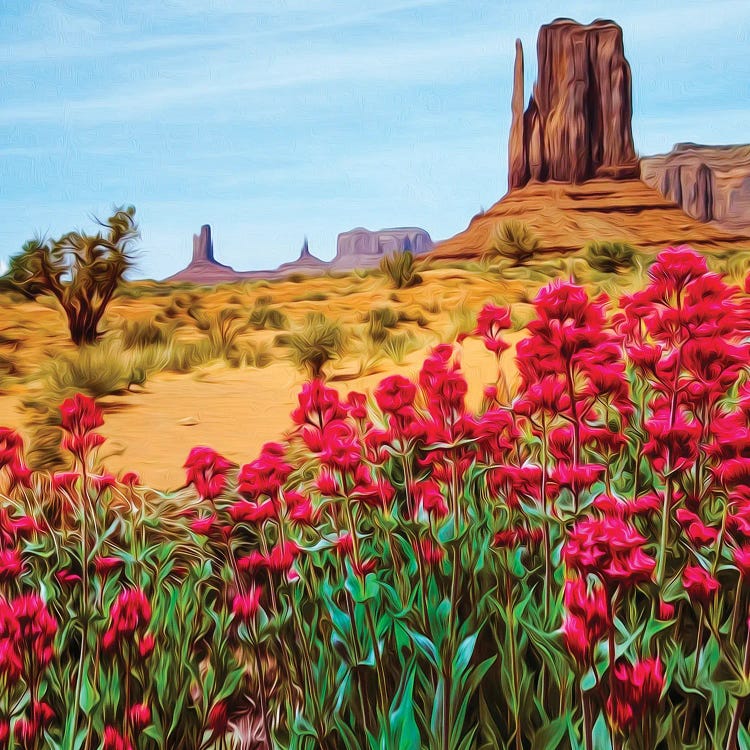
1;0;748;279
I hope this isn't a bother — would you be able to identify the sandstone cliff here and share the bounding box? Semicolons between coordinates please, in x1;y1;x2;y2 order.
641;144;750;230
508;18;639;189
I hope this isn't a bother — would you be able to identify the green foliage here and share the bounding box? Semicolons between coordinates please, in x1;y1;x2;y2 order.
585;240;638;274
249;303;289;331
486;220;541;266
276;312;346;379
380;250;423;289
3;206;139;344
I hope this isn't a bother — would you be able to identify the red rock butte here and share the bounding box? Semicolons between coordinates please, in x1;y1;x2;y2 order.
508;18;639;189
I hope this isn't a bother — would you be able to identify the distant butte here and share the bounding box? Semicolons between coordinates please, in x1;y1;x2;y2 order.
165;226;432;283
641;144;750;230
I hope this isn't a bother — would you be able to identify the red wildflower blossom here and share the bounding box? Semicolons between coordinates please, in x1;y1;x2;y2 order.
232;586;262;624
94;556;123;575
675;509;718;547
120;471;140;486
291;380;347;431
13;593;57;669
643;410;701;474
474;303;512;354
102;588;151;652
683;565;720;606
658;600;675;620
103;726;134;750
207;700;230;734
52;471;80;493
138;633;155;659
346;390;368;420
60;394;105;459
0;548;24;581
238;442;292;500
183;446;232;501
318;420;361;470
607;657;664;732
334;533;354;558
228;499;277;525
562;577;611;667
415;538;445;567
565;517;655;590
375;375;417;416
190;513;218;536
128;703;151;731
413;480;448;519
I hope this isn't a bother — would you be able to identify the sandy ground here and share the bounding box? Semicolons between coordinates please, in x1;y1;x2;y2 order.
0;338;503;490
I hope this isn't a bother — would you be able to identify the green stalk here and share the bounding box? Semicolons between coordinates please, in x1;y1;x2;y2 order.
727;606;750;750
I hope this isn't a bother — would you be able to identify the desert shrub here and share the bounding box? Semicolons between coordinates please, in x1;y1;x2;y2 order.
380;250;422;289
189;307;251;361
486;220;540;266
226;341;274;369
585;239;637;273
275;312;346;379
382;331;421;364
364;306;401;345
119;318;173;349
249;304;289;331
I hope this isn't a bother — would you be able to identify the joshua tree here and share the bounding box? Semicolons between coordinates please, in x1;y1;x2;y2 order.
3;206;138;345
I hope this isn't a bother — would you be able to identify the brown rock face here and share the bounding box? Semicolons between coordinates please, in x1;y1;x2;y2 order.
508;18;639;189
641;144;750;230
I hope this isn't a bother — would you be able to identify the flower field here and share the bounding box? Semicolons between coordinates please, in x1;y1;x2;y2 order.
3;246;750;748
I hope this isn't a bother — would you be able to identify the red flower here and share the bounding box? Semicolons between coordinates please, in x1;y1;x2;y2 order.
734;546;750;578
103;726;133;750
291;380;347;431
334;533;354;558
658;600;675;620
190;513;218;536
52;471;80;493
413;480;448;519
102;588;151;652
562;577;611;667
643;409;701;474
683;564;720;606
415;538;445;567
238;442;292;500
138;633;155;659
60;394;105;459
318;420;361;471
565;517;655;590
94;556;123;575
0;428;23;469
676;509;718;547
346;390;369;420
120;471;140;486
228;499;277;525
375;375;417;415
607;657;664;732
0;548;24;580
232;586;262;624
13;593;58;668
207;700;229;734
474;303;512;353
184;446;232;501
128;703;151;730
